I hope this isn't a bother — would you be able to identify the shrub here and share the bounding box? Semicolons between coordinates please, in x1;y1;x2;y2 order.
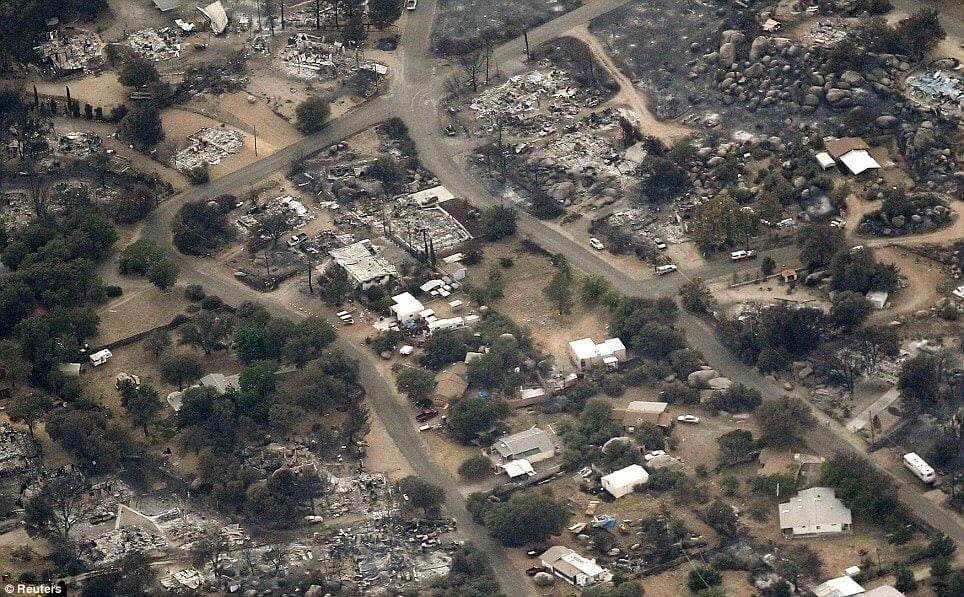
458;455;493;480
200;296;223;310
184;284;206;302
105;285;123;298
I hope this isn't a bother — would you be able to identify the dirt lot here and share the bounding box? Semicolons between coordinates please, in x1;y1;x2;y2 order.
467;239;610;366
184;91;301;153
94;284;191;345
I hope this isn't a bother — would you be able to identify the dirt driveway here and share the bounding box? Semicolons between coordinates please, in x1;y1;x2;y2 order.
565;25;692;143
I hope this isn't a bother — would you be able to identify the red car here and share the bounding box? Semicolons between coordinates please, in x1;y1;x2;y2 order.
415;409;439;422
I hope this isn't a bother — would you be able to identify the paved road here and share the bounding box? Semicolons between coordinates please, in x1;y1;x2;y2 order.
135;0;964;590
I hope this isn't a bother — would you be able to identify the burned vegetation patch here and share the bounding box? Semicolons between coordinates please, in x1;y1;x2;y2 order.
432;0;582;55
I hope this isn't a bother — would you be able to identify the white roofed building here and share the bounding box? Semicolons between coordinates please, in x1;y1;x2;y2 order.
601;464;649;498
539;546;611;587
568;337;627;370
779;487;852;538
328;241;396;289
390;292;424;323
490;427;555;465
813;576;865;597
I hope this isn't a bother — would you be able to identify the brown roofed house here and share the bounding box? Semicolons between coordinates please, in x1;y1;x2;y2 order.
823;137;869;160
432;362;468;407
616;401;673;430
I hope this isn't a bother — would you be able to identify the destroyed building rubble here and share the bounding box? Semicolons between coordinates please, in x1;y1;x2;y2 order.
906;69;963;116
126;28;182;62
0;424;37;477
173;127;243;171
34;29;104;75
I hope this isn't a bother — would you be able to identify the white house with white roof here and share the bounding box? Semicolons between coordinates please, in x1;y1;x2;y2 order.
390;292;425;324
779;487;852;538
568;337;627;370
539;546;611;587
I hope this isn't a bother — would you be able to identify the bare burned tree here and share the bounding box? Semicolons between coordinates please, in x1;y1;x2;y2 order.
256;211;289;277
458;49;484;92
192;525;231;588
264;542;290;576
23;472;87;542
27;172;50;220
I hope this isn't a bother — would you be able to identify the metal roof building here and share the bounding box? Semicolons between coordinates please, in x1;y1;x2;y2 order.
490;427;555;465
779;487;852;538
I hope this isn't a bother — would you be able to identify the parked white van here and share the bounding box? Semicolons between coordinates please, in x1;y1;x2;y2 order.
655;264;678;276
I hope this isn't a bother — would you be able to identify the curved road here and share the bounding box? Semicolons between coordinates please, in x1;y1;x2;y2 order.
137;0;963;592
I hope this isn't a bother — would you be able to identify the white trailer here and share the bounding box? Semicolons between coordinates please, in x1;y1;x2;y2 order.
89;349;112;367
903;452;935;484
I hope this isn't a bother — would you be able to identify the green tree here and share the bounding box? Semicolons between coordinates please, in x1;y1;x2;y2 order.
147;256;178;291
118;239;165;275
482;491;570;547
420;330;469;370
896;8;945;58
398;476;445;514
830;291;871;329
679;278;715;313
690;194;740;252
458;454;493;480
687;567;722;593
638;155;689;203
119;103;164;150
295;95;331;134
447;396;510;444
583;580;645;597
797;224;844;268
178;311;233;355
23;472;86;542
775;544;823;591
396;366;435;405
486;265;504;300
480;206;517;241
717;429;760;467
143;329;171;357
894;566;917;593
898;354;944;411
160;353;203;389
0;339;27;391
760;255;776;277
581;274;612;305
755;395;814;447
544;264;573;315
701;499;740;539
119;381;163;435
118;56;159;87
369;0;402;29
318;263;353;306
7;392;49;437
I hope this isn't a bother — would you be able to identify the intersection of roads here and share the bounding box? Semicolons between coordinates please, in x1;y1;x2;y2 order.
129;1;964;593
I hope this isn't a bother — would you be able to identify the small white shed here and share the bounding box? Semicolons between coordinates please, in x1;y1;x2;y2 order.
601;464;649;498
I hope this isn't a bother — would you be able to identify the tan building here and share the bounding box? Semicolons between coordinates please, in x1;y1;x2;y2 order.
432;362;468;407
616;401;673;430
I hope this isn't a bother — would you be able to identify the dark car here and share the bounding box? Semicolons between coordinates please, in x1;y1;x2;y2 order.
415;409;439;422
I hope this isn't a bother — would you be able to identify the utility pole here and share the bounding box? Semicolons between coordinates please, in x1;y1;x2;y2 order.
315;0;320;29
280;0;285;30
524;30;530;61
253;125;258;156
